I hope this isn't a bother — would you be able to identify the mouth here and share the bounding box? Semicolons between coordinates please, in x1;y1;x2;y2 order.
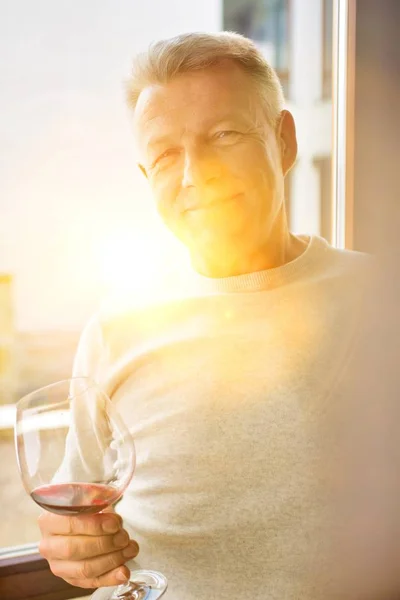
185;193;241;213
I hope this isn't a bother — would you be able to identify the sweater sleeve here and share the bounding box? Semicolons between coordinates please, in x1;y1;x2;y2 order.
52;315;114;484
72;313;107;384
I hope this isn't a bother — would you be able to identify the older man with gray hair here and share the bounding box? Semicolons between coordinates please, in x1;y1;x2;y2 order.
37;32;369;599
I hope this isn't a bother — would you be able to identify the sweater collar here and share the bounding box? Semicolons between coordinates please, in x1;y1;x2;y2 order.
187;236;329;294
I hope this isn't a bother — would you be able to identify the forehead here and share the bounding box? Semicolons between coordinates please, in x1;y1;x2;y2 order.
133;62;261;143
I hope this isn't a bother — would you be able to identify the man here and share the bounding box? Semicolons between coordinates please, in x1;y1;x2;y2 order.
38;32;369;599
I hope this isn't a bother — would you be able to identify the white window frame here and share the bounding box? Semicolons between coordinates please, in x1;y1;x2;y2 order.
331;0;357;249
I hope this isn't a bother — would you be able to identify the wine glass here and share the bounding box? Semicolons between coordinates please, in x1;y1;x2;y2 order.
15;377;168;600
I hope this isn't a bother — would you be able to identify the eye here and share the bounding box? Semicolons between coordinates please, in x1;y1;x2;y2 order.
152;148;180;169
213;130;241;143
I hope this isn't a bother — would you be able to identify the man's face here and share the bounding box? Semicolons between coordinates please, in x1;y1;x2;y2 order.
134;61;295;268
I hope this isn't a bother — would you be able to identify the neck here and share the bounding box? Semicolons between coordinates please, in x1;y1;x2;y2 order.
190;225;308;279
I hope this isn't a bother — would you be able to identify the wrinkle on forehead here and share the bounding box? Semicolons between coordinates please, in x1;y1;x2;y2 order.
135;64;261;122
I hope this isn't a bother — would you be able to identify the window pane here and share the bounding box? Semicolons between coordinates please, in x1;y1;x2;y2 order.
224;0;290;95
1;0;336;549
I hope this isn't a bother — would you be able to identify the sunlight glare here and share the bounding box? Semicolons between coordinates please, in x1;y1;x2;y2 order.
97;225;187;301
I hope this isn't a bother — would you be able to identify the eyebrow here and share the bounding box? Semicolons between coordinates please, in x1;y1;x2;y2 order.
146;135;175;152
145;115;251;152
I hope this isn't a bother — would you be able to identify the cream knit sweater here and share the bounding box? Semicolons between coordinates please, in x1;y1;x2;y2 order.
70;236;369;599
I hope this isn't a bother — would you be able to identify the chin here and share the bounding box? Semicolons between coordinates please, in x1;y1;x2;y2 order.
169;213;251;256
191;230;248;264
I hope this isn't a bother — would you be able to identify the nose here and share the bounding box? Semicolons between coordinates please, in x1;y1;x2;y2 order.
182;146;222;189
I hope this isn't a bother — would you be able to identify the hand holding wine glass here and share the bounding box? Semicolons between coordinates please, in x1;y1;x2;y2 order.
15;377;168;599
38;507;140;588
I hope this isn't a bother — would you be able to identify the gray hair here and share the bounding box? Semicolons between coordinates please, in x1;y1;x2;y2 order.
126;31;285;125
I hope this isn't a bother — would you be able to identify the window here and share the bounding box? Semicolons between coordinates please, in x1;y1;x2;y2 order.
224;0;290;96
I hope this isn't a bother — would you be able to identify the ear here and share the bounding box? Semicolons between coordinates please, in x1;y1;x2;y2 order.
138;163;148;179
276;110;298;176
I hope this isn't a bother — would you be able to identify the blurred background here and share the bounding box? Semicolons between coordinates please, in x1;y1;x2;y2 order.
0;0;334;548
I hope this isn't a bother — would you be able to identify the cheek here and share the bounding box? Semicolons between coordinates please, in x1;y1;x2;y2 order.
150;173;184;228
229;142;276;190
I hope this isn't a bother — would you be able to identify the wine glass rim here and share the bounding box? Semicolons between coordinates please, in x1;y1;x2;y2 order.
15;376;99;409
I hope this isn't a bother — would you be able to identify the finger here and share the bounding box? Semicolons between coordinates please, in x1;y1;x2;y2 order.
49;542;139;585
38;510;122;537
66;565;131;589
39;529;131;561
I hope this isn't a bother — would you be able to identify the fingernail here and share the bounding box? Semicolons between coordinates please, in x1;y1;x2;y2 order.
116;569;129;582
102;518;119;534
123;542;139;558
113;530;129;548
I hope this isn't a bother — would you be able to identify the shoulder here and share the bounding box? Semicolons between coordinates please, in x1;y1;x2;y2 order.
313;236;374;281
76;263;200;363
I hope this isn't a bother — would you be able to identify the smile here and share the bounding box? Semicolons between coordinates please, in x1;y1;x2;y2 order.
185;194;241;213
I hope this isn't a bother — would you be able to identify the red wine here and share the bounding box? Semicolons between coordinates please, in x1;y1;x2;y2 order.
31;482;120;515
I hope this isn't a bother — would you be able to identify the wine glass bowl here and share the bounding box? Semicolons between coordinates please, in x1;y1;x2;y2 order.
15;377;135;515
